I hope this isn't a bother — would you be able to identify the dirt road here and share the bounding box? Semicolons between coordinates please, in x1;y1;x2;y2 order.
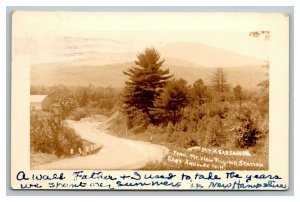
32;120;169;170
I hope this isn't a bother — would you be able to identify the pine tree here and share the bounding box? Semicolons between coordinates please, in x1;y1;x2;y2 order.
156;78;189;124
191;79;210;105
123;48;172;123
211;68;230;93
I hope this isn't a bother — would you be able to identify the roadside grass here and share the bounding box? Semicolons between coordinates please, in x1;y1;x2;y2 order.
30;152;59;168
142;146;268;170
30;138;99;168
103;124;268;170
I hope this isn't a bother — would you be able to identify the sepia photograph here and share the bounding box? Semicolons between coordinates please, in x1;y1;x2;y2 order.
14;11;272;171
13;12;272;171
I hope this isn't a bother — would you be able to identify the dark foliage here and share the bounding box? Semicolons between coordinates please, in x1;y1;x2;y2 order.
120;56;268;150
30;114;83;157
233;85;243;105
155;78;189;124
123;48;173;124
190;79;212;105
234;107;261;148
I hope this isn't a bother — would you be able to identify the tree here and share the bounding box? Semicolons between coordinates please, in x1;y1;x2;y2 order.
190;79;210;105
156;78;189;124
233;85;243;105
48;85;78;119
79;89;88;107
234;107;261;148
257;78;269;118
123;48;172;123
211;68;230;93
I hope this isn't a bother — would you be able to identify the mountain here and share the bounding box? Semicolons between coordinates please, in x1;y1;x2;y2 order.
56;42;268;68
158;42;268;67
30;42;268;89
31;61;267;89
70;52;136;66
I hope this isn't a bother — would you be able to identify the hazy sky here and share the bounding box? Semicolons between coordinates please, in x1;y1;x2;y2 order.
13;11;270;63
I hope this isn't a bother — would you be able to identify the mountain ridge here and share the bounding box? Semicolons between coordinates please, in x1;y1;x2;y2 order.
46;41;268;68
158;42;268;67
30;41;268;89
31;61;267;89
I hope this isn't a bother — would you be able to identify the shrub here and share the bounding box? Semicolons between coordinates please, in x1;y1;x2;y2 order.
54;124;83;157
233;107;261;148
207;102;229;119
30;115;56;154
206;115;226;147
180;105;206;133
185;138;198;148
146;124;157;134
126;108;151;129
166;121;174;135
174;120;188;132
130;125;147;134
69;108;87;121
30;115;83;157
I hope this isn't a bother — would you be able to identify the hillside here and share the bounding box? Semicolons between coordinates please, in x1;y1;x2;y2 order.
43;41;268;67
158;42;268;67
31;60;267;89
30;42;268;89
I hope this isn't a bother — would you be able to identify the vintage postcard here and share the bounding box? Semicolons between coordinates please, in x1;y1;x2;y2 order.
11;11;289;190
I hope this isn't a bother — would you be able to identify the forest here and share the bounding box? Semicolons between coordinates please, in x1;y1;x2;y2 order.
116;48;268;150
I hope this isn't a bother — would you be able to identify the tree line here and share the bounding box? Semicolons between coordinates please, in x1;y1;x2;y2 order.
123;48;252;126
122;48;269;149
31;85;121;119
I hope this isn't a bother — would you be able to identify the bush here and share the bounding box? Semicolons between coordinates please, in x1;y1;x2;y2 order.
69;108;87;121
206;102;229;119
180;105;206;132
30;115;83;157
174;120;188;132
127;108;151;129
185;138;198;148
54;124;84;157
130;125;147;134
146;124;157;134
166;121;174;135
233;107;261;148
198;115;226;147
30;115;56;154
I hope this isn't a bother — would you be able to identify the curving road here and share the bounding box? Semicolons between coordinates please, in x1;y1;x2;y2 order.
32;120;168;170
